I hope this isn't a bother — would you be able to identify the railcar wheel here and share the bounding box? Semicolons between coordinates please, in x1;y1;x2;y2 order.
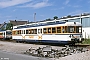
16;41;19;43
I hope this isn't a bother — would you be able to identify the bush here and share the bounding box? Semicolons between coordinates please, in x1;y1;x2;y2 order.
82;39;90;44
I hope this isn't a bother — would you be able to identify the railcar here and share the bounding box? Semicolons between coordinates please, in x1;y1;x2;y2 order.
0;31;5;40
12;20;84;45
0;30;12;40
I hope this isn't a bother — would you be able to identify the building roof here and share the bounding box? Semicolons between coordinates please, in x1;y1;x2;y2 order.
38;13;90;22
0;22;7;29
9;20;28;26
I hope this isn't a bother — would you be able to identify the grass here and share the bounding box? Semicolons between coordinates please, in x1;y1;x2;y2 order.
82;39;90;44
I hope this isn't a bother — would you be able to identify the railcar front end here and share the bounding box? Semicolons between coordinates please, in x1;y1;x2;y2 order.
0;31;5;40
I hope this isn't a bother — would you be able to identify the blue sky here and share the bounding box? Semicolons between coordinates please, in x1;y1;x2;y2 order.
0;0;90;23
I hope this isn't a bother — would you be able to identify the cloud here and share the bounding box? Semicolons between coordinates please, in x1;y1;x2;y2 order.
0;0;52;9
73;5;81;8
0;0;32;8
51;7;65;10
63;0;70;5
13;9;17;12
5;16;12;18
88;1;90;3
60;7;65;9
19;0;52;9
40;15;45;17
0;15;1;18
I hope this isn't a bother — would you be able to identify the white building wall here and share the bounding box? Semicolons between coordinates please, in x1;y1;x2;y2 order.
82;27;90;39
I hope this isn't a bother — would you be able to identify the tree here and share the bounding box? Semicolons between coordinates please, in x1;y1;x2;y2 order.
53;16;58;19
1;27;5;30
45;18;51;21
67;15;72;18
6;23;13;30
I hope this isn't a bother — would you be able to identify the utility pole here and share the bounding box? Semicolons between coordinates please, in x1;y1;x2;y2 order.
80;14;82;34
80;14;82;24
34;13;36;22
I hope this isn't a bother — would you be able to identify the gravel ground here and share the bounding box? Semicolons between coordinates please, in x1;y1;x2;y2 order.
58;51;90;60
0;41;63;53
0;41;90;60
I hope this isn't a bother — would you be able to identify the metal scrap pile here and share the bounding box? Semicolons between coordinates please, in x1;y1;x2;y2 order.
24;46;89;58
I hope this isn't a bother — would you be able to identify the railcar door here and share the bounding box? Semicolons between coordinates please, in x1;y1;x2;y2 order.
21;30;26;40
38;28;42;40
3;31;6;40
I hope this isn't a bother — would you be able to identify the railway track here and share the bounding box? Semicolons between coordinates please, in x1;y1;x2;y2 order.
1;39;90;47
74;44;90;47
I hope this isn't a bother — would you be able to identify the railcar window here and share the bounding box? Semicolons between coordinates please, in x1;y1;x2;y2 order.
29;30;31;34
0;33;3;35
62;27;65;33
34;29;37;34
70;27;74;33
24;30;25;34
57;27;61;33
38;29;42;34
43;28;47;34
31;29;34;34
52;27;56;33
65;26;67;33
21;30;23;34
14;31;16;35
41;29;42;33
38;29;40;34
19;30;21;34
12;31;16;35
79;27;82;33
48;28;51;33
17;31;19;34
15;31;18;35
67;26;75;33
26;30;29;34
6;31;12;35
76;26;79;33
4;32;5;35
76;26;81;33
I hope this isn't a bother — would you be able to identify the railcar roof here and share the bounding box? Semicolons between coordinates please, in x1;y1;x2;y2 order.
13;21;81;30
